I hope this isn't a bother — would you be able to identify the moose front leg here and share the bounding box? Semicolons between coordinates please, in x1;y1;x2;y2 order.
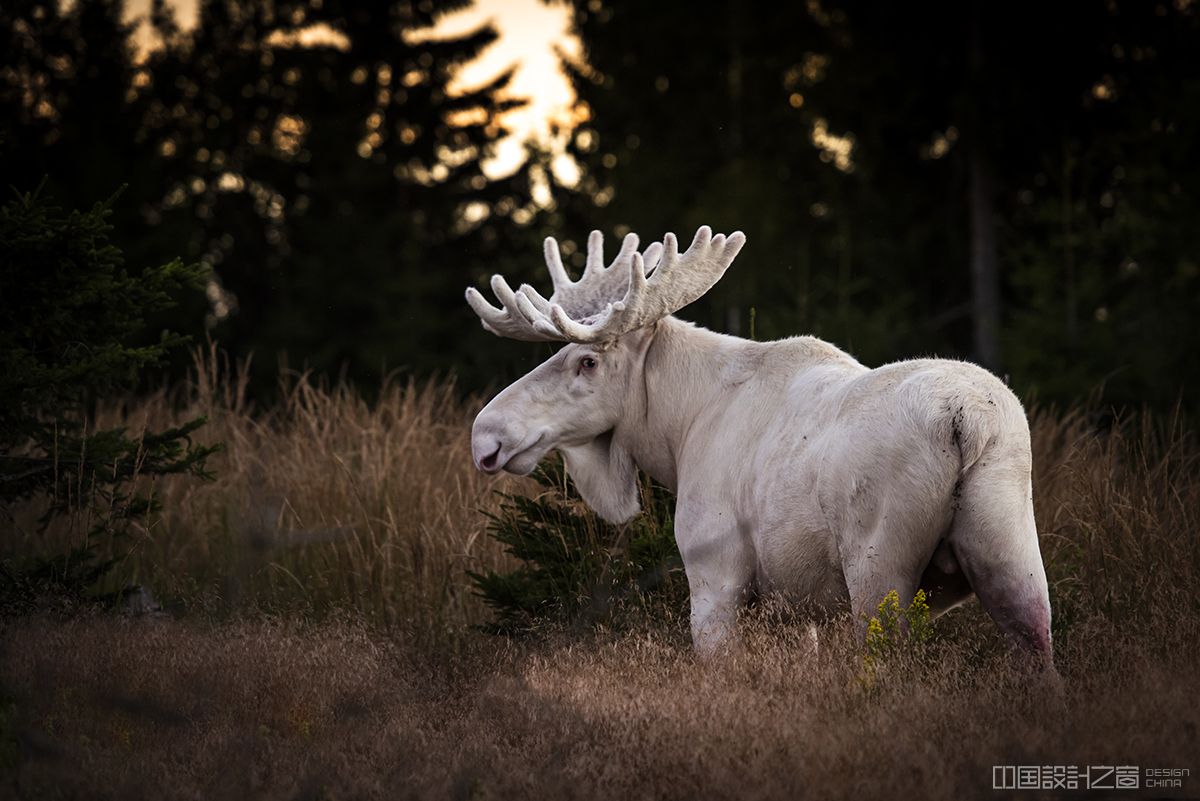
675;505;755;658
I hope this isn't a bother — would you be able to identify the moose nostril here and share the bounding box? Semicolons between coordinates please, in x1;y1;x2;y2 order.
480;445;501;471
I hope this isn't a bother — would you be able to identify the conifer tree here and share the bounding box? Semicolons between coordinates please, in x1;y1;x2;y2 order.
0;187;215;607
143;0;550;386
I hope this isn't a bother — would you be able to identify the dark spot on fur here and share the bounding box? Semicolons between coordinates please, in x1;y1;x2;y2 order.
949;403;967;512
950;404;965;449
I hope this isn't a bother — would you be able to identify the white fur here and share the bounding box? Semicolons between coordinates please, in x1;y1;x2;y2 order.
471;246;1053;662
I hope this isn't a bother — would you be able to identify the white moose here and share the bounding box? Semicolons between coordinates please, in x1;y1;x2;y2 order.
466;226;1053;663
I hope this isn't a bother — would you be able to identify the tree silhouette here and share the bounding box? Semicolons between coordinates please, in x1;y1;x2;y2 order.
554;0;923;364
141;0;549;385
2;0;554;391
3;0;1198;407
558;0;1200;408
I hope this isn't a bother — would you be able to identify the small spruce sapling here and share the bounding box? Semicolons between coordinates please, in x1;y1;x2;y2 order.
0;186;217;610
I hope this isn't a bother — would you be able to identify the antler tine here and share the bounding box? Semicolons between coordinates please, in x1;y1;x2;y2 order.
464;274;564;342
584;229;606;274
609;231;640;272
641;240;664;275
542;236;571;293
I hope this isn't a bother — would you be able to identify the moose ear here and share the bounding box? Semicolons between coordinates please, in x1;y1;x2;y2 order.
560;432;640;524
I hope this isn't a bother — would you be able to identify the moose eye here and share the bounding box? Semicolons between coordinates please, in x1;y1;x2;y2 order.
578;356;598;373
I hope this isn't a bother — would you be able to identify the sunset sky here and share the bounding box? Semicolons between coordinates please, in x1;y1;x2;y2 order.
122;0;581;176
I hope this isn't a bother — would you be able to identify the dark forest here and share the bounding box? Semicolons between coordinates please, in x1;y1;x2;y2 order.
4;0;1198;406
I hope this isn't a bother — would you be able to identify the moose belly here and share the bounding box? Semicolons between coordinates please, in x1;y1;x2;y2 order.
752;523;849;610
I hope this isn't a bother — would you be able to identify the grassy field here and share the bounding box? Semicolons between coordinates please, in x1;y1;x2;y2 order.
2;353;1199;800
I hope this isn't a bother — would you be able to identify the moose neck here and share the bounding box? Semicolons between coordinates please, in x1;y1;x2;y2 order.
616;316;749;492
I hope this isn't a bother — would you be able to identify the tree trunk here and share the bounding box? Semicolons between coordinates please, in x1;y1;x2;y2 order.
968;143;1002;372
967;5;1002;372
1062;146;1078;346
724;0;743;336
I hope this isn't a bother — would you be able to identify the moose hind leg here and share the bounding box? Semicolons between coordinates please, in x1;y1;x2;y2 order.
948;460;1053;663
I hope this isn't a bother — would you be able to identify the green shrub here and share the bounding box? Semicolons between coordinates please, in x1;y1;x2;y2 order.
469;458;686;633
0;186;216;611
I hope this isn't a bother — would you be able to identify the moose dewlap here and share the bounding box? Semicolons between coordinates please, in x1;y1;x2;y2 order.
466;226;1053;664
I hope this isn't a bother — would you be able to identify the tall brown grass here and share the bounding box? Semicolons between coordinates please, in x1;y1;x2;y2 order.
1027;405;1200;644
9;346;529;631
2;351;1198;800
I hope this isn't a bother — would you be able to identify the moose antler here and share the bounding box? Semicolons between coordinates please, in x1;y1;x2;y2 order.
465;225;746;344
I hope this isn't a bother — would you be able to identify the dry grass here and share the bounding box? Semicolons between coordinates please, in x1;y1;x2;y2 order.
9;346;529;631
2;354;1199;799
2;611;1196;800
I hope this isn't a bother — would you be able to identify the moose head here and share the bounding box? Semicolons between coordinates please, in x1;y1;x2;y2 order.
465;226;744;522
